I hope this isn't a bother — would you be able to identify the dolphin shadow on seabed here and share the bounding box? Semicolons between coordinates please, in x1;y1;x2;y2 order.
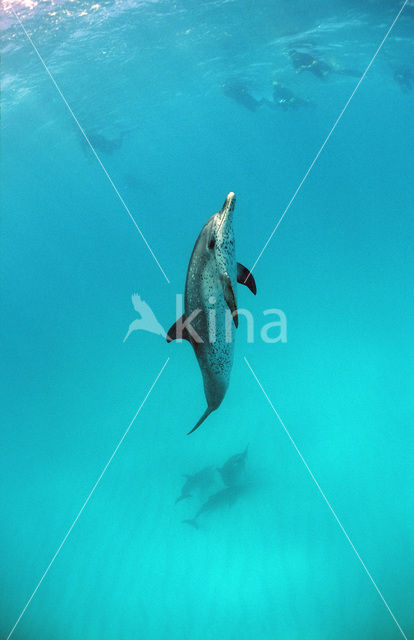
217;445;248;486
179;446;251;530
175;466;217;504
182;485;249;530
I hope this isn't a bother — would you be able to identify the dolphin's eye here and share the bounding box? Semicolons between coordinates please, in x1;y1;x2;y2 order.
208;237;215;250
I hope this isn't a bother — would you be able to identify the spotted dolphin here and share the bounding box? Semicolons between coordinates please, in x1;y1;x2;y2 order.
167;192;256;434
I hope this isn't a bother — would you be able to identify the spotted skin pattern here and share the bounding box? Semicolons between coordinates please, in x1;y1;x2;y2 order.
184;193;238;431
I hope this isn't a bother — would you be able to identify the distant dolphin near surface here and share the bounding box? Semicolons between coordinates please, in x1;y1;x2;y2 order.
175;466;216;504
217;445;248;487
167;193;257;434
79;127;136;156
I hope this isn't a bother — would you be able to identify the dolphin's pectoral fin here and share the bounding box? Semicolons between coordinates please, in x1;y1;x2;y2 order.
166;315;193;344
175;494;192;504
221;273;238;328
237;263;257;295
182;518;199;529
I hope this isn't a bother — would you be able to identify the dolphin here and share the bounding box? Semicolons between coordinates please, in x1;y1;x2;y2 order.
182;485;245;529
167;192;257;434
217;445;248;487
79;127;136;156
175;466;216;504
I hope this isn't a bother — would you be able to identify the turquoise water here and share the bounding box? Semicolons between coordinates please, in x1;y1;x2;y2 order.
1;1;414;638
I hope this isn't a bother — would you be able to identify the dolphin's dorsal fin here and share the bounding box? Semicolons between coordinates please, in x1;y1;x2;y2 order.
166;315;194;344
237;263;257;295
221;273;238;328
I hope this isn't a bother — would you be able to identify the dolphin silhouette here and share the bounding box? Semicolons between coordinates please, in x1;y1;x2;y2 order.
175;466;216;504
217;445;248;487
167;192;256;434
182;485;245;529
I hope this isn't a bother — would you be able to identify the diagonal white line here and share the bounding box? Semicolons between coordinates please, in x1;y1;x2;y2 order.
10;7;170;285
244;356;408;640
5;357;170;640
245;0;409;283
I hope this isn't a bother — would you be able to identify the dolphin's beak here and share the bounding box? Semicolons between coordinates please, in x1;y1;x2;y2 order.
221;192;236;217
218;192;236;234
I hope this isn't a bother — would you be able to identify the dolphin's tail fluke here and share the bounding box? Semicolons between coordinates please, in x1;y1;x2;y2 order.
182;518;199;529
175;494;191;505
187;407;214;435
